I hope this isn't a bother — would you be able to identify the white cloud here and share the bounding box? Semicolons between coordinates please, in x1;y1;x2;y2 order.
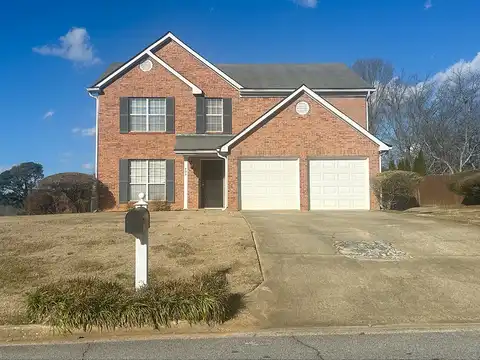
43;110;54;119
424;0;432;10
292;0;318;8
72;127;96;136
33;27;101;66
82;163;94;170
431;52;480;84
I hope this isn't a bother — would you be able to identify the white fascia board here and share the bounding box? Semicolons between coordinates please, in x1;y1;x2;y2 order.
93;32;242;91
147;51;203;94
167;33;243;89
221;85;390;153
240;88;376;93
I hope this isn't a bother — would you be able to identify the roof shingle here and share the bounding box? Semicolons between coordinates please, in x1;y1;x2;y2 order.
91;61;370;90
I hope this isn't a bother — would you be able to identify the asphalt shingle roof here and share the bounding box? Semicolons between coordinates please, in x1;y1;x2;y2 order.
216;63;371;89
174;134;234;151
92;61;370;90
92;62;123;86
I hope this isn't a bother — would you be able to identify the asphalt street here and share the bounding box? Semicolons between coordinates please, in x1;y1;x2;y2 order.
2;330;480;359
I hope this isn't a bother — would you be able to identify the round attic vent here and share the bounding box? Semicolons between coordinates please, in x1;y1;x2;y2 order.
139;59;153;72
296;101;310;115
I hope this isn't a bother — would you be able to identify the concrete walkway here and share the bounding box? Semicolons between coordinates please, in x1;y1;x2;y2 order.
243;211;480;328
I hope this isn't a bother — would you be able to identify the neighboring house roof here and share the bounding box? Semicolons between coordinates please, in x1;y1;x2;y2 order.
174;134;234;153
216;64;371;89
220;85;391;153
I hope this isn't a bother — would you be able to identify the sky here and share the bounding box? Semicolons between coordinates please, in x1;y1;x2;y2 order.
1;0;480;176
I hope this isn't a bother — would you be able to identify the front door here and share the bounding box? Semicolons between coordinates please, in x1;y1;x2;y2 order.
201;160;224;208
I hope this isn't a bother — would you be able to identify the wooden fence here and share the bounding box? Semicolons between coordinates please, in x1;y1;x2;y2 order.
416;174;464;206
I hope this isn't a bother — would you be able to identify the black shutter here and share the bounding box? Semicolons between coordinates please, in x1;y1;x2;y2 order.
166;97;175;133
119;159;129;203
166;159;175;203
223;98;232;134
196;97;205;134
119;97;129;134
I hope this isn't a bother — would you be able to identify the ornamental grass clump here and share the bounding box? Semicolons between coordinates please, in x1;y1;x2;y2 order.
26;272;231;332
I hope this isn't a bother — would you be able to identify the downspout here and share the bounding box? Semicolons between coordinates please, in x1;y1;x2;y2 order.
216;151;228;210
88;91;99;178
365;90;371;132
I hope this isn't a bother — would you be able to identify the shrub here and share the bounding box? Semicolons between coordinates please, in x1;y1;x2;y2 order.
371;170;423;210
448;171;480;205
127;201;171;211
26;272;232;332
149;201;171;211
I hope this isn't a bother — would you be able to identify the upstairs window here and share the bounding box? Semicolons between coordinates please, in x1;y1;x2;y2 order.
129;98;166;132
205;98;223;132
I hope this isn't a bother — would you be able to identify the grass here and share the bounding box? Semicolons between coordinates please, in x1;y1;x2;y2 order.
0;211;262;325
26;272;231;332
406;205;480;226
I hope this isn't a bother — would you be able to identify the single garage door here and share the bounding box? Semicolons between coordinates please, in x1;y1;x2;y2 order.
309;159;369;210
240;159;300;210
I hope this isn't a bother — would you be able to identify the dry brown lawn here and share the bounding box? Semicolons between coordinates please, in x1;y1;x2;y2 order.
406;205;480;226
0;211;262;325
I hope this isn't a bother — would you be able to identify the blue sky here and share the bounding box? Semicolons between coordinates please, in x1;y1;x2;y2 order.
1;0;479;176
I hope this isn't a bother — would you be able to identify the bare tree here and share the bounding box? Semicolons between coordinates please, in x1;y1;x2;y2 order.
419;68;480;173
352;59;394;136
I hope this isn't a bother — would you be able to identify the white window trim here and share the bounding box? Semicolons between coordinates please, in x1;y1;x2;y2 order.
129;98;166;133
129;160;166;201
205;98;224;133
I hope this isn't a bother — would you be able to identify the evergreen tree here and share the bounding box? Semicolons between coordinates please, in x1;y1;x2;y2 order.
388;159;396;170
413;150;427;175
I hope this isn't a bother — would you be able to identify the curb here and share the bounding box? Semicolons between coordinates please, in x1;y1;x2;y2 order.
240;213;267;295
4;323;480;346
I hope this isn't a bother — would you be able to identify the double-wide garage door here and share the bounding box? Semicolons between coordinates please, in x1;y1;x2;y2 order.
239;158;369;210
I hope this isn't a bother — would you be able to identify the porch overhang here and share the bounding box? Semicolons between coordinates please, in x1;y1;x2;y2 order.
174;134;233;155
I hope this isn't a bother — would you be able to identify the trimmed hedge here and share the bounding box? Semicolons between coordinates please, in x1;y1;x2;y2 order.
447;171;480;205
26;272;231;332
371;170;423;210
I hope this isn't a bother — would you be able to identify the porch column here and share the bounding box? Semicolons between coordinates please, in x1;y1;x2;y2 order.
183;157;189;209
223;155;228;210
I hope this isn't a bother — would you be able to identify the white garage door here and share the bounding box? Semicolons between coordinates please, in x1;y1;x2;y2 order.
309;159;369;210
240;159;300;210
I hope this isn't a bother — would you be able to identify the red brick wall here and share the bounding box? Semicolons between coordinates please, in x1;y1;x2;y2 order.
97;39;372;210
324;96;367;129
228;93;379;210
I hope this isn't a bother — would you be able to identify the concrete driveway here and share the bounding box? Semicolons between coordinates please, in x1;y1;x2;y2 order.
243;211;480;328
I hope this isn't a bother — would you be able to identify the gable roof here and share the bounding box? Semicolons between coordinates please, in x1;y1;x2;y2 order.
92;62;123;85
88;32;243;91
220;85;391;153
216;63;371;89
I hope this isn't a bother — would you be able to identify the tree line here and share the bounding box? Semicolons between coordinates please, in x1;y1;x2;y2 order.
0;163;113;214
353;59;480;174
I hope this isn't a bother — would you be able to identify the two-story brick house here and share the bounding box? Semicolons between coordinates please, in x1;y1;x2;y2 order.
87;32;390;211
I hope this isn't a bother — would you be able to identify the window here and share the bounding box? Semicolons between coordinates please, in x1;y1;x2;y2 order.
129;160;166;201
205;98;223;132
129;98;166;132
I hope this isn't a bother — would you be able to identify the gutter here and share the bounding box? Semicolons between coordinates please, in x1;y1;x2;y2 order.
366;90;372;132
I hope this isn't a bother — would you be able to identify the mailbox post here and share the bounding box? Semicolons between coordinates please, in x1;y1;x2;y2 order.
125;193;150;289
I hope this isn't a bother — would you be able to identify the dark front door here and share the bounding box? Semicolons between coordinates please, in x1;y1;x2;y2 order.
201;160;224;208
